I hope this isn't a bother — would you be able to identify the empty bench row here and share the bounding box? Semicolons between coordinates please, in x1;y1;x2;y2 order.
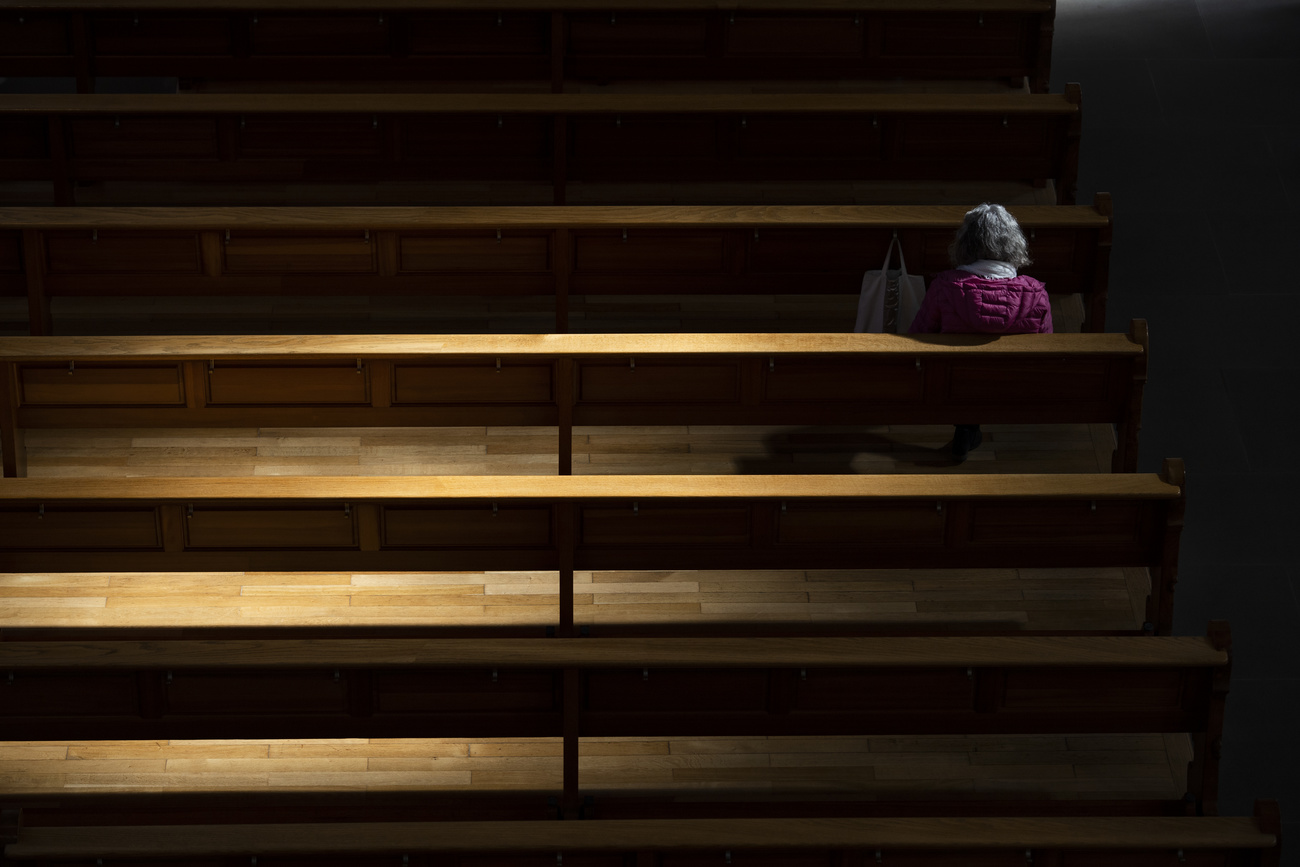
0;327;1149;478
0;91;1081;206
0;468;1185;634
0;2;1059;93
0;631;1231;818
1;197;1114;334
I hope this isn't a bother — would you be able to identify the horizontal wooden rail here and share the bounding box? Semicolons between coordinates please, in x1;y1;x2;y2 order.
0;5;1057;96
0;463;1185;633
0;89;1081;206
0;628;1233;817
0;195;1114;335
0;323;1149;484
3;814;1280;866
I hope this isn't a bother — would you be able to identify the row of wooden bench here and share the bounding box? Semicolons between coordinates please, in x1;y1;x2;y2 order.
0;466;1184;633
0;197;1115;334
0;91;1082;206
0;325;1148;477
0;631;1232;816
1;2;1059;94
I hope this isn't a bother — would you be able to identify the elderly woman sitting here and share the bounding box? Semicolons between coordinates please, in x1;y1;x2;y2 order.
910;203;1052;461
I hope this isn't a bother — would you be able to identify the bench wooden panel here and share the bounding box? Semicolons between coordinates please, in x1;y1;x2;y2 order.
0;468;1185;633
0;198;1114;334
0;631;1232;815
0;4;1058;94
2;811;1282;867
0;327;1148;482
0;91;1081;207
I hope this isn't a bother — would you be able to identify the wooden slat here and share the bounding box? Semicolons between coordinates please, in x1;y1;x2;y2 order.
0;332;1143;361
0;472;1180;502
0;636;1228;670
0;93;1079;115
0;204;1111;230
3;816;1274;859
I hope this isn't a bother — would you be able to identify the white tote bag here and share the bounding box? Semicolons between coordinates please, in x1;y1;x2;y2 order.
853;235;927;333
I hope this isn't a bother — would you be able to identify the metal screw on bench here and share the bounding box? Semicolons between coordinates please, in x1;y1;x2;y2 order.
37;504;43;519
1177;850;1185;863
725;852;731;865
68;361;74;375
497;13;503;26
495;358;501;373
875;851;882;864
1025;851;1032;865
91;229;97;242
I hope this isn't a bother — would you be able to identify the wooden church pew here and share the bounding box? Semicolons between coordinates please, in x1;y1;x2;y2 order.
0;195;1114;335
0;90;1082;207
0;630;1232;819
2;810;1281;867
0;467;1185;633
0;1;1060;95
0;325;1149;479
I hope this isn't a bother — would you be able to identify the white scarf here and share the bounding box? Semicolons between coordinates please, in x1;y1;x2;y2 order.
957;260;1018;280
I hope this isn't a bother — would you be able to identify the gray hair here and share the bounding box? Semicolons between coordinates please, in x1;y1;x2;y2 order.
948;203;1032;269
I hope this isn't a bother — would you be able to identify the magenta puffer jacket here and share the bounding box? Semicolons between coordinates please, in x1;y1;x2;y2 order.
909;270;1052;334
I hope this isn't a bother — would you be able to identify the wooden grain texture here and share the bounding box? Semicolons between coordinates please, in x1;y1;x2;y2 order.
4;816;1273;858
0;93;1079;115
0;204;1111;230
0;471;1180;501
0;332;1142;361
0;636;1228;669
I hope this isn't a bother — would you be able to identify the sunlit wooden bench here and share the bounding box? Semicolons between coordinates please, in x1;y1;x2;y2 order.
0;325;1149;480
0;629;1232;818
0;196;1114;335
0;467;1185;633
0;1;1059;94
0;90;1082;206
2;810;1281;867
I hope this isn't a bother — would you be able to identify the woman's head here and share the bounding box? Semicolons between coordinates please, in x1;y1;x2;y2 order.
949;203;1032;268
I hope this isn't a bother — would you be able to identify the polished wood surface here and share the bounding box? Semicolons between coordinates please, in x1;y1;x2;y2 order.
0;331;1140;360
5;816;1275;860
0;471;1179;501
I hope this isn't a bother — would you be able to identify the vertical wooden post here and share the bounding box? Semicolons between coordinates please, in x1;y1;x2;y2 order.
0;362;26;478
556;357;574;475
553;227;571;333
21;230;50;336
562;666;580;817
